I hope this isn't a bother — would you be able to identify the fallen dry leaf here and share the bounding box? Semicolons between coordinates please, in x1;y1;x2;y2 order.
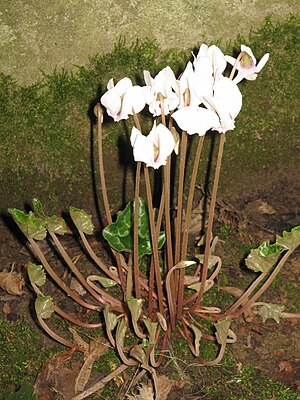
157;375;185;400
0;267;24;295
75;336;110;394
35;349;80;400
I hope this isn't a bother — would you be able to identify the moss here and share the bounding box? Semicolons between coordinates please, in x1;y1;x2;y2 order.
0;318;59;399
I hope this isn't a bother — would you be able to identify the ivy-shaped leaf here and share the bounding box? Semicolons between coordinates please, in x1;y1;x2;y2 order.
35;294;54;319
69;207;94;235
143;318;158;345
32;198;67;235
8;208;47;240
28;261;46;287
214;319;231;346
130;344;147;364
256;303;285;323
191;325;202;356
91;276;117;288
127;297;144;323
103;305;118;332
276;225;300;251
245;247;280;273
102;197;165;257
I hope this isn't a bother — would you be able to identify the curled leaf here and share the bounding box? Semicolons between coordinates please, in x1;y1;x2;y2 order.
35;294;54;319
195;254;219;269
32;198;67;235
276;225;300;251
28;261;46;287
143;318;158;344
130;344;147;364
69;207;94;235
214;319;231;346
103;304;118;332
245;247;280;273
91;276;118;288
191;325;202;356
157;312;167;331
116;318;127;348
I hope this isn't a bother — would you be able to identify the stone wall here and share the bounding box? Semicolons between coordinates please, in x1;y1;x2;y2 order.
1;0;298;84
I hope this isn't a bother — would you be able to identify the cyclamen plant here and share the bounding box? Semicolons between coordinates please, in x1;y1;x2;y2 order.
9;44;300;399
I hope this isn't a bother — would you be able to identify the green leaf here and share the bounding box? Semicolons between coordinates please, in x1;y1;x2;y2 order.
116;318;127;348
69;207;94;235
143;318;158;345
102;198;165;257
35;294;54;319
8;208;47;240
258;240;286;256
32;198;67;235
127;297;144;323
191;325;202;357
7;383;37;400
256;303;285;323
214;319;231;346
103;304;118;332
92;276;118;288
245;246;281;273
276;225;300;251
130;344;147;364
27;261;46;287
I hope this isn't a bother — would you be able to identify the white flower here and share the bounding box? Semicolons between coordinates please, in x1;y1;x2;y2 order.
100;77;148;121
173;77;242;135
130;122;175;169
143;66;179;116
178;44;227;108
203;77;243;133
225;45;269;84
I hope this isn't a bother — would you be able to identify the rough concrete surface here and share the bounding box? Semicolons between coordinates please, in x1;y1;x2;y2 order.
0;0;298;84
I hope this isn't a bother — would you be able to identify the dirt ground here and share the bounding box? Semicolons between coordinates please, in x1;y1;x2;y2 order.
0;167;299;398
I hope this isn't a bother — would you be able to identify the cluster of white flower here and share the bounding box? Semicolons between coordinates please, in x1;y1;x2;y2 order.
100;44;269;169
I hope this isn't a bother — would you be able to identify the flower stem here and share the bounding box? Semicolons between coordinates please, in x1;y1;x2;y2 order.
194;133;226;306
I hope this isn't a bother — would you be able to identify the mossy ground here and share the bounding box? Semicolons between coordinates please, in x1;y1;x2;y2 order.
0;14;299;400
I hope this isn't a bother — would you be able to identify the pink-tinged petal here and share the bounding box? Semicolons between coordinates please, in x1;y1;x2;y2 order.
114;77;132;96
172;106;219;136
100;89;122;120
130;127;154;166
241;45;257;65
255;53;269;73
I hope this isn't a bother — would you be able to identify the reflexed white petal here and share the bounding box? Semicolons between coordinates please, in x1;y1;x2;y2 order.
100;89;122;120
107;78;114;90
114;77;133;96
208;45;227;77
149;123;175;167
213;77;242;119
143;70;153;87
130;127;154;165
121;85;146;116
172;106;218;136
224;55;237;67
255;53;270;73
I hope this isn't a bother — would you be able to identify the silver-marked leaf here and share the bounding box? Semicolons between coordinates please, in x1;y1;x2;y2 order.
32;198;67;235
69;207;94;235
245;246;280;273
8;209;47;240
256;303;285;323
127;297;144;323
214;319;231;346
35;294;54;319
102;198;165;257
276;226;300;251
28;261;46;287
